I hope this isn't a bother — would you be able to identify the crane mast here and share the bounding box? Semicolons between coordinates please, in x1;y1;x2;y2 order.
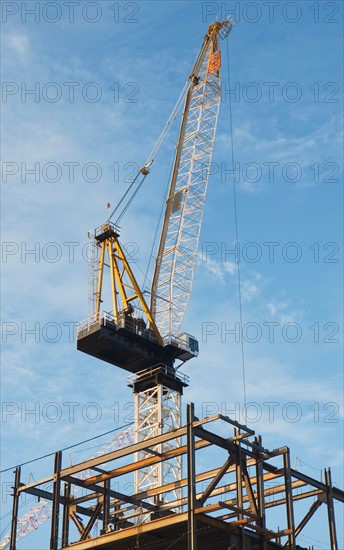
77;18;233;512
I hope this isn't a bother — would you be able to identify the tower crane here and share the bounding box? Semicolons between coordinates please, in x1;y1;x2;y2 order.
4;19;344;550
77;18;234;503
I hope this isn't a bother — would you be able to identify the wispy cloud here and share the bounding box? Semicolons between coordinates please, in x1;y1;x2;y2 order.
266;298;301;324
4;32;30;60
241;272;261;302
198;252;236;284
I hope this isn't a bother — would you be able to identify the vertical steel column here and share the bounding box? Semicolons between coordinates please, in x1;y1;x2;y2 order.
157;384;163;488
235;428;244;550
187;403;197;550
9;466;21;550
61;482;70;547
325;468;338;549
283;449;296;549
255;436;267;550
50;451;62;550
113;503;120;531
102;479;110;534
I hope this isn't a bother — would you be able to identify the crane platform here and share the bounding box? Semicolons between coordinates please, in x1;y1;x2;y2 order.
77;313;198;374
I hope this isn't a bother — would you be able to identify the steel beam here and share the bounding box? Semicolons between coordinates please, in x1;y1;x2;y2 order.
50;451;62;550
84;438;211;486
242;462;258;515
218;414;255;436
255;435;267;550
9;467;21;550
290;468;344;502
187;403;197;550
294;498;322;538
80;502;102;541
61;482;70;547
102;480;110;534
265;488;323;509
197;455;233;506
70;511;88;537
194;425;242;452
14;483;97;519
127;459;277;507
325;468;338;549
218;501;259;520
283;450;295;549
64;474;157;512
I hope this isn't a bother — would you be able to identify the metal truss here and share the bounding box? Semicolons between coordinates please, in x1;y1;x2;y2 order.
89;223;162;343
151;23;228;339
8;404;343;550
87;236;99;318
131;369;182;509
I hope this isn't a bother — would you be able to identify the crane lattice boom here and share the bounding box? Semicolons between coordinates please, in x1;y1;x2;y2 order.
151;20;233;339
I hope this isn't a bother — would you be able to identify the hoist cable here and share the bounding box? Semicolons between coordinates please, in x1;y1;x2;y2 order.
114;174;147;226
145;78;190;164
107;77;191;225
226;38;248;413
107;170;142;223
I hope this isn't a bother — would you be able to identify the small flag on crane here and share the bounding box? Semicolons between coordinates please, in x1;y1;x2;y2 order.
208;51;221;74
106;202;111;209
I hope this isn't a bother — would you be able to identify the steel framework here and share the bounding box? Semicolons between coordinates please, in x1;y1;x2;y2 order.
8;404;343;550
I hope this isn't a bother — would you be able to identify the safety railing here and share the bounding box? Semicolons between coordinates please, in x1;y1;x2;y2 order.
94;222;121;239
127;365;190;387
77;311;116;334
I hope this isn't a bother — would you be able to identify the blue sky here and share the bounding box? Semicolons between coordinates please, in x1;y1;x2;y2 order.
1;1;343;548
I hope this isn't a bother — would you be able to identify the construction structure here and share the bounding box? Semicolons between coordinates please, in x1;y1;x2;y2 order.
4;18;343;550
7;404;343;549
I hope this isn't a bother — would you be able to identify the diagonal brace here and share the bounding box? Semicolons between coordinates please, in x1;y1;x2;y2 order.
242;462;258;516
80;502;102;541
293;498;323;539
70;511;89;538
197;455;234;506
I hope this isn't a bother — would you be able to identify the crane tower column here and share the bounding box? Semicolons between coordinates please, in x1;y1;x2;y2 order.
128;366;188;508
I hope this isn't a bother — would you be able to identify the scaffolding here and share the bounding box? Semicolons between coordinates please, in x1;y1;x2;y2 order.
8;404;343;550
